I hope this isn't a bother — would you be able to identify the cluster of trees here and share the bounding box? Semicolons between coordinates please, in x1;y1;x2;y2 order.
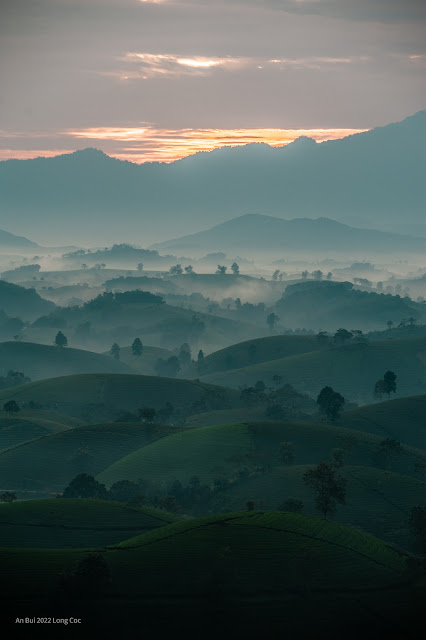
0;370;31;391
110;337;143;360
373;371;397;400
316;328;367;346
316;386;345;422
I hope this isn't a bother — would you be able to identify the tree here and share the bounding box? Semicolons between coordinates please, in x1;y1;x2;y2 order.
216;265;227;274
139;407;157;423
55;330;68;348
383;370;397;396
63;473;108;500
301;270;309;280
132;337;143;356
178;343;191;368
0;491;17;503
279;441;295;465
386;320;394;330
331;448;345;468
3;400;19;413
109;480;141;502
326;272;332;280
231;262;240;275
110;343;120;360
272;269;280;281
333;328;352;344
312;270;323;281
272;374;283;387
279;498;304;513
375;438;403;469
184;265;194;274
316;331;329;346
267;312;279;330
316;386;345;422
373;379;386;400
197;349;204;361
137;262;144;271
169;264;183;275
303;462;347;519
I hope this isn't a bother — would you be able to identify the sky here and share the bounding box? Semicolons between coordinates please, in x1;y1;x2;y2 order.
0;0;425;163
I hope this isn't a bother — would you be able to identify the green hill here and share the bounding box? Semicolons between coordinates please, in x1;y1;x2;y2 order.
0;511;422;636
102;344;174;376
189;334;321;377
207;464;426;551
0;499;181;548
201;338;426;404
0;409;82;450
0;341;134;381
0;422;181;491
98;421;426;488
339;394;426;450
0;279;55;321
0;373;240;422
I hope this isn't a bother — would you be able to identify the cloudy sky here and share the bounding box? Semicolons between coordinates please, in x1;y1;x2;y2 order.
1;0;425;162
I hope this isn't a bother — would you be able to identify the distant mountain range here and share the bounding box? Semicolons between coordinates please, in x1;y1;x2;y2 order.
0;229;39;248
0;110;424;244
152;213;426;256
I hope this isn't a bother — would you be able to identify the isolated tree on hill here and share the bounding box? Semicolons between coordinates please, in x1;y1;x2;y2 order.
139;407;157;423
3;400;20;413
272;269;280;281
82;263;87;270
326;272;332;280
184;265;194;274
333;328;352;344
312;270;323;281
110;343;120;360
216;265;227;275
137;262;143;271
55;331;68;348
197;349;204;361
317;386;345;422
267;312;279;330
303;462;347;519
132;337;143;356
0;491;17;503
63;474;108;500
316;331;330;346
374;370;397;400
231;262;240;275
169;264;183;275
408;317;416;326
301;270;309;280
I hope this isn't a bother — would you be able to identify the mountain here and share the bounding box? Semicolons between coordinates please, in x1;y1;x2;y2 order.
0;111;424;244
151;213;426;255
0;229;39;248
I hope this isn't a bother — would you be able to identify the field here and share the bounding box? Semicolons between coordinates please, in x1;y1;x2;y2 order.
0;422;181;491
0;373;240;422
0;409;82;450
0;341;133;380
0;499;181;548
1;511;422;636
200;338;426;403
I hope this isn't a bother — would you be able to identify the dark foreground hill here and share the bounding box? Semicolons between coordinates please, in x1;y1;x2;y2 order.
0;499;181;548
0;280;55;321
1;512;423;637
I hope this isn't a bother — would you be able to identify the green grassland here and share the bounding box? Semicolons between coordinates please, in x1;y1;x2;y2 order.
102;344;174;376
185;407;267;428
0;341;134;380
0;512;422;636
0;422;181;491
208;464;426;551
339;394;426;450
200;338;426;404
0;499;181;548
0;373;240;422
187;334;321;377
0;409;82;450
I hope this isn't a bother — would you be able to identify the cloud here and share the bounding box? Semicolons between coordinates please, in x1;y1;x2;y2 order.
62;124;368;162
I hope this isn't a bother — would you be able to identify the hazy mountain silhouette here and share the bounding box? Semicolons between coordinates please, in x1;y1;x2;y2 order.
0;111;424;244
0;229;39;248
151;213;426;255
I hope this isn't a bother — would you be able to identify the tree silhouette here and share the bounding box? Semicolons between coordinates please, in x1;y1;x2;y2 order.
316;386;345;422
132;337;143;356
55;331;68;348
110;343;120;360
303;462;347;519
231;262;240;275
267;312;279;330
3;400;20;413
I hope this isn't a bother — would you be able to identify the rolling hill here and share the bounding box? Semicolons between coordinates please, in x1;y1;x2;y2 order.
0;512;422;636
102;345;174;376
0;373;240;423
0;422;181;491
0;280;56;321
0;341;134;381
0;409;82;451
200;337;426;404
0;499;181;548
0;228;38;248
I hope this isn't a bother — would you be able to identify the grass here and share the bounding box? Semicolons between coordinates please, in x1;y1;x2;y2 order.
97;420;426;488
0;499;181;548
339;394;426;450
0;409;82;450
0;372;240;421
0;340;133;380
102;345;174;376
0;422;181;491
0;511;422;636
201;337;426;404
